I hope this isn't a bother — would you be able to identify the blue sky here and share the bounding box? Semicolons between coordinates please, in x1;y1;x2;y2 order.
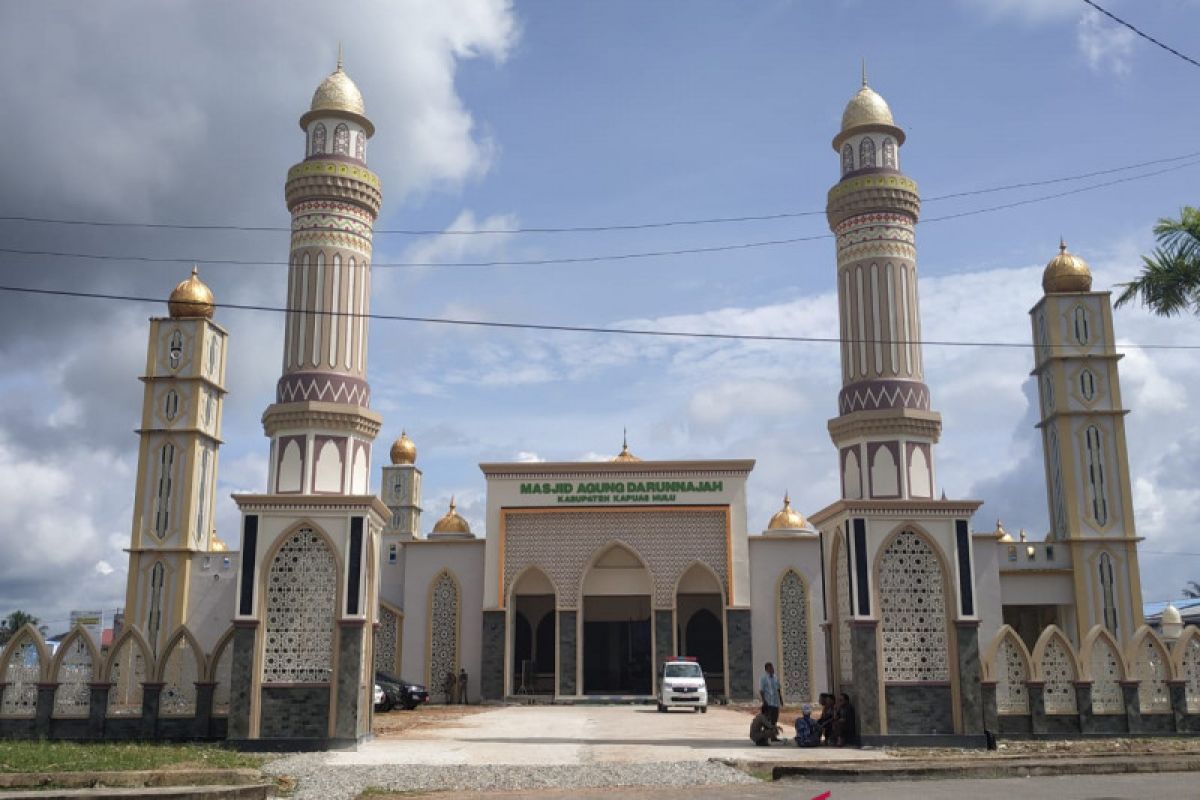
0;0;1197;628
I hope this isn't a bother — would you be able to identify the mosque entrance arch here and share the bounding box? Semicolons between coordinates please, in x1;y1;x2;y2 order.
581;542;653;695
675;563;726;698
509;567;556;696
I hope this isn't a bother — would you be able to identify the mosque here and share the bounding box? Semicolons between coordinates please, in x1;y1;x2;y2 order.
3;58;1197;749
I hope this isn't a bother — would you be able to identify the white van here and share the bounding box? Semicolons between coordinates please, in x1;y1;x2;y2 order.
657;657;708;712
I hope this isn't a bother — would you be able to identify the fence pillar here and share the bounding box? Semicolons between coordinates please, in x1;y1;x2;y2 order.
1027;682;1046;735
195;682;216;739
88;683;109;739
1168;680;1188;734
35;683;57;738
1120;681;1141;734
141;682;163;739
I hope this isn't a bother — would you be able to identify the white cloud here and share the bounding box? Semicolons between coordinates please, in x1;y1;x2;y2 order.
1076;12;1136;75
401;210;520;267
515;451;543;462
94;561;115;576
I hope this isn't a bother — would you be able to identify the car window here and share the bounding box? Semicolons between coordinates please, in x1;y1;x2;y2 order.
664;663;702;678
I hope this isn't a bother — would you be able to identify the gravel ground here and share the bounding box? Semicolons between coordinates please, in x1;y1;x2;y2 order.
263;754;760;799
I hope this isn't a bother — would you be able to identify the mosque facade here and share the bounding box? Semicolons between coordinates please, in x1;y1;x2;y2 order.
2;61;1199;748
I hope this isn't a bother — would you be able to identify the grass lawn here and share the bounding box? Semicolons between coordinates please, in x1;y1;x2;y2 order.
0;741;264;773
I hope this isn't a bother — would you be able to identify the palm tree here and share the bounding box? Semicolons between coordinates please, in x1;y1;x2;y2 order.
1185;581;1200;600
1114;206;1200;315
0;610;39;646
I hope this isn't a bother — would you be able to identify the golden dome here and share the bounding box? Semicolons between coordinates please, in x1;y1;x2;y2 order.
611;431;643;463
1042;239;1093;293
431;497;471;535
168;266;215;319
832;66;906;151
995;519;1013;542
299;52;374;136
390;431;417;465
210;535;228;552
767;493;807;531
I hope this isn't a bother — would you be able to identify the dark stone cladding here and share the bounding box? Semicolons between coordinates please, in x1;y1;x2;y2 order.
654;610;673;674
838;378;931;414
480;610;505;700
955;621;984;735
259;686;330;739
886;684;954;735
558;611;577;696
226;623;258;740
725;609;753;701
849;620;880;735
276;372;371;406
334;623;365;741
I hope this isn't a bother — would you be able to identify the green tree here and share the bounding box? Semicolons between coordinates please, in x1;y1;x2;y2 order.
0;610;39;646
1114;206;1200;315
1184;581;1200;600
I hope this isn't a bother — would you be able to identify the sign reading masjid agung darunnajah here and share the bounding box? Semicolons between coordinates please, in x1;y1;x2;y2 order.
519;480;724;504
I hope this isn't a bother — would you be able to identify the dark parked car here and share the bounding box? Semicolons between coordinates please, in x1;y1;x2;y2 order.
375;670;430;711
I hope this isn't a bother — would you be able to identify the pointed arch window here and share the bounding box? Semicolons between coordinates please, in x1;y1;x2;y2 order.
333;123;350;155
355;131;365;161
1085;425;1109;525
207;335;219;377
778;570;811;703
147;562;165;656
195;446;210;545
1073;306;1091;345
1099;553;1118;636
1079;369;1096;402
163;390;179;421
841;143;854;175
859;136;876;169
167;330;183;370
153;443;175;537
882;137;896;168
311;123;327;155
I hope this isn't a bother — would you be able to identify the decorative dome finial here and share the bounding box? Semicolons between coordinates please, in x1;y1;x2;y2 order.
431;496;472;536
1042;238;1093;294
612;428;643;462
767;492;808;532
862;57;868;87
168;265;215;319
337;41;344;72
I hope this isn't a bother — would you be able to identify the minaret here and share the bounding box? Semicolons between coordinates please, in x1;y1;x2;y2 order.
124;268;227;657
230;56;390;747
380;430;421;600
1031;241;1144;644
825;71;939;501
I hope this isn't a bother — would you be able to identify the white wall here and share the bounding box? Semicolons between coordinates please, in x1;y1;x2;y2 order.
186;551;239;651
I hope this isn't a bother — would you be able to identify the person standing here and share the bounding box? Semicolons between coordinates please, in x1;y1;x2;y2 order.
458;668;469;705
443;670;457;705
759;662;782;741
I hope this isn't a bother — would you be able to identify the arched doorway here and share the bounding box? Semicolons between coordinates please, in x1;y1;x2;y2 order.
582;542;652;695
675;563;725;698
510;567;556;696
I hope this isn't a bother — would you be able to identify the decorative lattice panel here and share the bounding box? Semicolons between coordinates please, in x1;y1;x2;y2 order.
1089;636;1124;714
53;636;94;717
877;530;949;682
1183;637;1200;714
375;606;399;674
107;639;145;717
159;637;198;716
1134;637;1171;713
1041;637;1077;714
428;572;459;698
836;539;853;683
211;642;232;716
263;528;337;684
995;636;1029;714
778;570;810;703
502;509;727;608
1;637;41;717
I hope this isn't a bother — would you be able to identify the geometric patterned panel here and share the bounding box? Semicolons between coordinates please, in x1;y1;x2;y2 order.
836;537;853;683
503;510;727;608
1134;636;1171;713
1089;635;1124;714
1183;636;1200;714
995;635;1029;714
263;528;337;684
159;636;198;716
375;605;399;674
1041;637;1077;714
106;638;145;717
877;530;949;682
53;635;94;717
1;636;41;718
777;570;810;704
211;641;232;717
428;572;459;700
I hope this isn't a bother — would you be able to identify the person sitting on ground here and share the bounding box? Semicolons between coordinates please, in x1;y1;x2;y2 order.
794;703;820;747
749;711;780;747
832;692;856;747
816;693;835;745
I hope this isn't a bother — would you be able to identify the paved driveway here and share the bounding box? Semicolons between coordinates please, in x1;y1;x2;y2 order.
335;705;885;766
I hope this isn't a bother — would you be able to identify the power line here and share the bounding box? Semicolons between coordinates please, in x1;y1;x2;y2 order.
1081;0;1200;70
1;158;1197;270
0;150;1198;236
3;283;1199;351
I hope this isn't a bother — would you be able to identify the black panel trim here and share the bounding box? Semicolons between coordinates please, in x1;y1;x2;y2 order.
347;517;363;616
956;519;974;617
238;516;258;616
853;518;870;616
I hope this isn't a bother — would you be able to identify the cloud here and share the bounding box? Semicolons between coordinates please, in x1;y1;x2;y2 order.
1076;12;1136;75
399;210;521;267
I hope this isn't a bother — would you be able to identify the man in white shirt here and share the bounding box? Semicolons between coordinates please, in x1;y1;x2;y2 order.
759;662;782;741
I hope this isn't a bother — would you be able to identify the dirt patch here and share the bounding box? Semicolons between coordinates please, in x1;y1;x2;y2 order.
372;704;491;737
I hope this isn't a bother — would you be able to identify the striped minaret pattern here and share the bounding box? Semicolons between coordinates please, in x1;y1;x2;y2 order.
263;60;383;496
826;77;941;501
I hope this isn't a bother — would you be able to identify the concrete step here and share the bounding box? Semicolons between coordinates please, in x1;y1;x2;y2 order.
0;784;273;800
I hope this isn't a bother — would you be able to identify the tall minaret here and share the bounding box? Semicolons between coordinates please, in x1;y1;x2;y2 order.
230;56;390;747
825;71;940;501
1031;242;1144;644
124;268;227;657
